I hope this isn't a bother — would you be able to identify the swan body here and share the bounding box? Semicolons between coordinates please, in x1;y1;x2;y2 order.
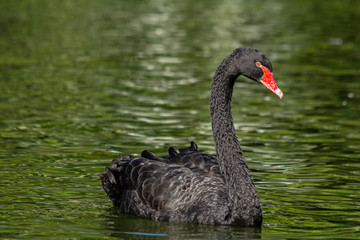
99;48;283;226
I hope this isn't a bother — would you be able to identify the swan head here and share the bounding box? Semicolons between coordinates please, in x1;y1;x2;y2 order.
236;48;283;99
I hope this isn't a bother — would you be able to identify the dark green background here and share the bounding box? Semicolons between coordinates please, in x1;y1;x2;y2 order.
1;0;359;239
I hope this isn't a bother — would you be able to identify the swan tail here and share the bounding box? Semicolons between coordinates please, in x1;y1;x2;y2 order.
98;154;130;206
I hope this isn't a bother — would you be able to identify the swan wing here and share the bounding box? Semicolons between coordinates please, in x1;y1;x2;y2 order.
99;142;228;223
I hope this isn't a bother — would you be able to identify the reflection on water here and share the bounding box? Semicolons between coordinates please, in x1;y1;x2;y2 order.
103;213;262;240
1;0;359;239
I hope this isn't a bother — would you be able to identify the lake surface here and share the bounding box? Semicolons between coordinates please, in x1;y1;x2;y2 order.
1;0;359;239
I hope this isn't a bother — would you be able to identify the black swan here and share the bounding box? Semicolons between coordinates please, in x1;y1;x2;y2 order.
99;48;283;226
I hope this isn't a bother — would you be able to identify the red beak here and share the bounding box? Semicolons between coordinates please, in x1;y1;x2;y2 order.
258;64;283;99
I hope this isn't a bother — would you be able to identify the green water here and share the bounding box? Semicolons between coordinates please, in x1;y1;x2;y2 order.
1;0;359;239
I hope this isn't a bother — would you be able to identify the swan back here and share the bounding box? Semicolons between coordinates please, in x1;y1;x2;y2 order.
99;142;235;224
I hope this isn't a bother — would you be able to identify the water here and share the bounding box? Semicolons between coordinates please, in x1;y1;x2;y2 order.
1;0;359;239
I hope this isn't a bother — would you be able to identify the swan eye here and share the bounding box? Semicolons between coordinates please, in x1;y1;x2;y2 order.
256;62;261;67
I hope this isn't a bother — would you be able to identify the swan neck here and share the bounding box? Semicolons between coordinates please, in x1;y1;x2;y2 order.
209;52;259;215
210;55;244;167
